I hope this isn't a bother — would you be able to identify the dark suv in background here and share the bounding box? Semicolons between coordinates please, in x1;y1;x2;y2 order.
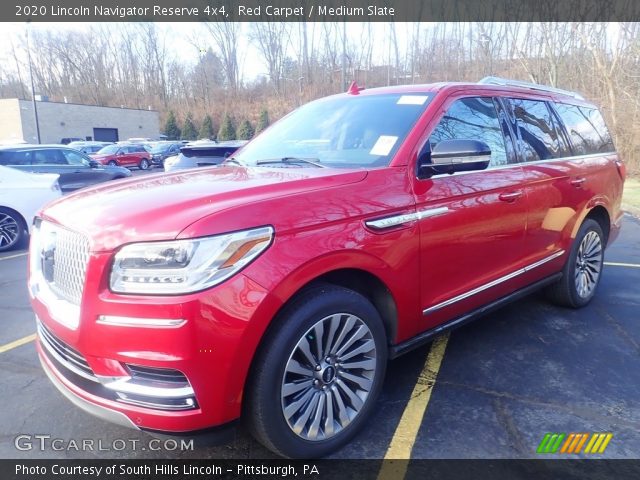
0;145;131;192
148;141;183;167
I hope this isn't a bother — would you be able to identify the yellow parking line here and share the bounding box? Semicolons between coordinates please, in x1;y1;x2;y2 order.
0;252;27;261
604;261;640;269
377;333;450;479
0;333;36;354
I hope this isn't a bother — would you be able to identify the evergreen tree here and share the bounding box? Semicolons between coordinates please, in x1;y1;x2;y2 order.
217;113;237;141
181;113;198;141
199;114;215;140
164;111;181;140
256;109;270;133
237;119;255;140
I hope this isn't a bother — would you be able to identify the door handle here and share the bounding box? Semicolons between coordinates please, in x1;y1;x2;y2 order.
498;191;523;202
570;177;586;187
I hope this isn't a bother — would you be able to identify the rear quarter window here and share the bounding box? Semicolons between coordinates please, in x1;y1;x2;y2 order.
553;103;615;155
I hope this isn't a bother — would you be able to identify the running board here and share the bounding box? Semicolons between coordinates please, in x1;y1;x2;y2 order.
389;273;562;359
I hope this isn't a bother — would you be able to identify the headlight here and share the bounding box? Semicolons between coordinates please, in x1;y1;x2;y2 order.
110;226;273;295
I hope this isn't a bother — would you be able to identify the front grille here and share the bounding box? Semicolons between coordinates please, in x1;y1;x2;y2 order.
46;224;90;305
37;320;96;381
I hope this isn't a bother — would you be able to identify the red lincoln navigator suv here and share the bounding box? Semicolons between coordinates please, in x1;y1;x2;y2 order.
29;77;625;458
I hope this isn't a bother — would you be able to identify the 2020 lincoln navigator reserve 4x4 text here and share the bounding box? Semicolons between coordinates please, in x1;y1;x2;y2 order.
29;77;625;458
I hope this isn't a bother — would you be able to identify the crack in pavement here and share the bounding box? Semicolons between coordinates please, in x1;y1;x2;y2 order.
438;380;640;432
594;304;640;356
492;398;531;456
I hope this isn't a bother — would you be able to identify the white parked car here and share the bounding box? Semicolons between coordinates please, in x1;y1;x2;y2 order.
0;165;62;251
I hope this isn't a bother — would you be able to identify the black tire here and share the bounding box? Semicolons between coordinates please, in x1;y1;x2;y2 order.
108;160;118;166
245;284;387;458
545;218;605;308
139;159;150;170
0;207;27;252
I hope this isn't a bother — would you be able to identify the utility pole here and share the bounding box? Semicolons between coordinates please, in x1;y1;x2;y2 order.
341;21;347;91
26;24;41;144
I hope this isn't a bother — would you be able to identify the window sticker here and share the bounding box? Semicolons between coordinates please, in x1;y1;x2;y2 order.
369;136;398;156
397;95;429;105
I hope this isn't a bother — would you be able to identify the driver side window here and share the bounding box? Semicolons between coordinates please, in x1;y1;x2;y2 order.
430;97;509;167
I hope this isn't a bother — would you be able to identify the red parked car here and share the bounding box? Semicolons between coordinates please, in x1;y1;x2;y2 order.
90;143;152;170
29;77;625;458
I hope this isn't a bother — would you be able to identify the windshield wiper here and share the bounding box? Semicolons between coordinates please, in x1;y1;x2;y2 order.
223;156;244;166
255;157;325;168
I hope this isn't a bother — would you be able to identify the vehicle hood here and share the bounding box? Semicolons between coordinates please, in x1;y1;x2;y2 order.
41;166;368;251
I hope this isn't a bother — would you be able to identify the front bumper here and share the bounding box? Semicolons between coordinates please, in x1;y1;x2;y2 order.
31;252;281;433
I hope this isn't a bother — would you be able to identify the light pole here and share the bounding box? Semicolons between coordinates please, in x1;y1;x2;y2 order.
26;24;41;144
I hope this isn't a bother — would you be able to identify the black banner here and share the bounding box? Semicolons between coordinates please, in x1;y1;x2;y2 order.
4;459;640;480
5;0;640;22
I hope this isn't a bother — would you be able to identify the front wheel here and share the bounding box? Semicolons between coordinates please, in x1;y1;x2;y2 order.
0;208;26;252
545;218;605;308
245;285;387;458
139;159;150;170
107;160;117;166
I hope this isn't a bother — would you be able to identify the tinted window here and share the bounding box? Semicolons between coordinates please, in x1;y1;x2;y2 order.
32;149;68;165
508;98;570;162
554;103;615;155
429;97;509;167
0;151;31;166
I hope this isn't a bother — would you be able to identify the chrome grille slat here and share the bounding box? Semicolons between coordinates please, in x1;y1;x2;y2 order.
37;321;97;381
47;224;89;306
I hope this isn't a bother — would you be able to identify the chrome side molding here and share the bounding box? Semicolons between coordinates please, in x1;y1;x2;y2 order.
366;207;450;230
423;250;565;315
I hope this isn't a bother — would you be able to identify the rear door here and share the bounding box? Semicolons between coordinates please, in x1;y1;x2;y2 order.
29;148;79;191
414;95;529;330
502;97;586;271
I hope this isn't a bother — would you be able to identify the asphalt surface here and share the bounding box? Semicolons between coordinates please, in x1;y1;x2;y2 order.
0;180;638;459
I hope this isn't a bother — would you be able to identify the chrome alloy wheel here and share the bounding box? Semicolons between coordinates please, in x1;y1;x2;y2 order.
281;313;377;441
575;230;602;298
0;212;19;248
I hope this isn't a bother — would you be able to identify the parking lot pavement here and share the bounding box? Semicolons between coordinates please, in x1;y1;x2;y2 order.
0;215;638;460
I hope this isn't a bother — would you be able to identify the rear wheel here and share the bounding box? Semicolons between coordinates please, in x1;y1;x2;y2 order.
545;218;604;308
139;159;150;170
107;160;117;166
0;208;26;252
246;284;387;458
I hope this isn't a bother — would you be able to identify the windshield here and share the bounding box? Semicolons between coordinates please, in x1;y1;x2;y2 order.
233;93;432;168
97;144;119;155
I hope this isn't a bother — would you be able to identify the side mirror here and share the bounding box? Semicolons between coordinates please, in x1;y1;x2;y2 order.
418;139;491;178
89;160;100;168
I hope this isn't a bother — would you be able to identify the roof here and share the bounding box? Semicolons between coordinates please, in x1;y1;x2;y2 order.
336;78;594;107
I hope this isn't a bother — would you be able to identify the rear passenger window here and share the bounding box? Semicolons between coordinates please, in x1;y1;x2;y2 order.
553;103;615;155
0;151;31;166
507;98;570;162
429;97;509;167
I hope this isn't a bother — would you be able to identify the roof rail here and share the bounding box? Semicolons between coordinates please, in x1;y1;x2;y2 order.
478;76;584;100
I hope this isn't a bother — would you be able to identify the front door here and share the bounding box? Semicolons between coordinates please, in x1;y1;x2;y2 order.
413;95;529;331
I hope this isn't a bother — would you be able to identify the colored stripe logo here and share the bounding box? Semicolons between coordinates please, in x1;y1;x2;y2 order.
537;433;613;454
